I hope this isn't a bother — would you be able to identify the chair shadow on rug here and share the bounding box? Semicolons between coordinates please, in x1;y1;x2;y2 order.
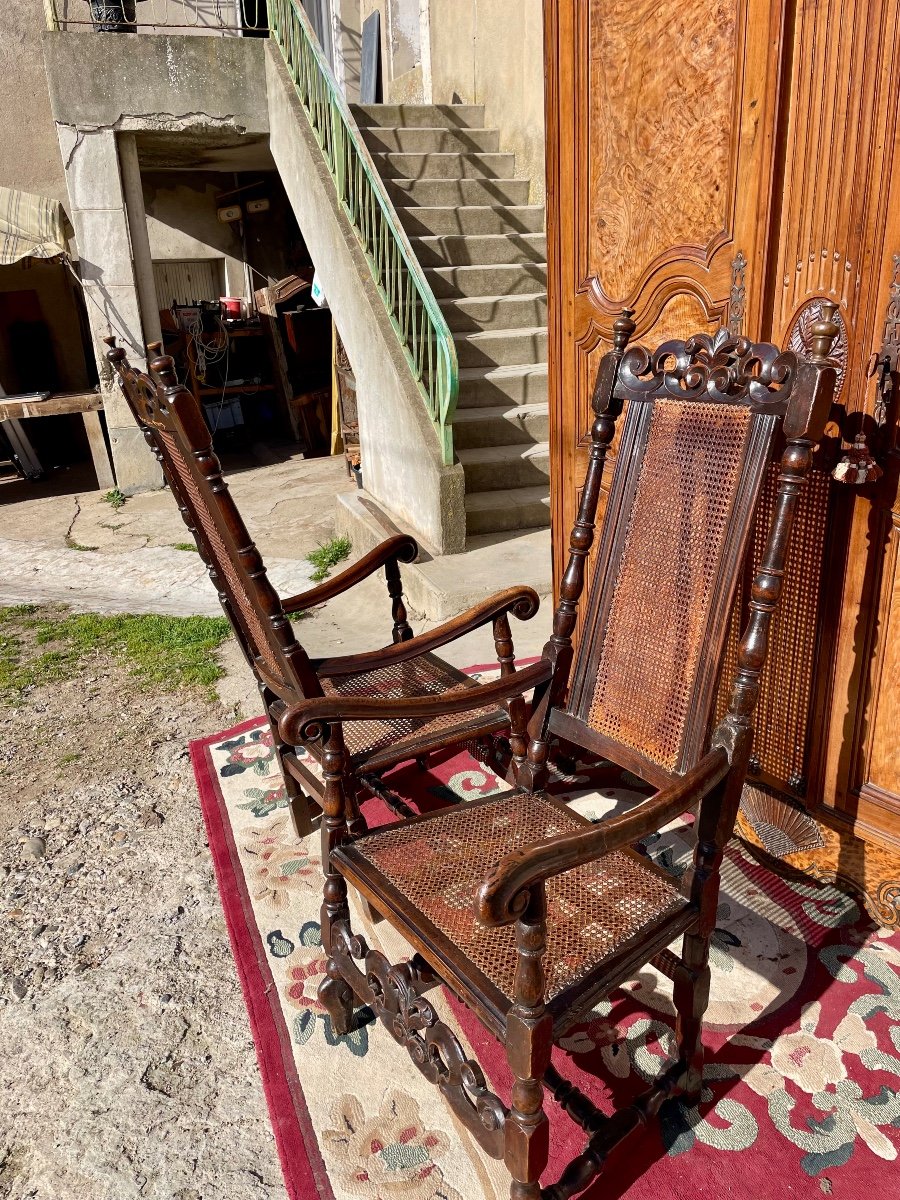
105;337;543;840
276;308;842;1197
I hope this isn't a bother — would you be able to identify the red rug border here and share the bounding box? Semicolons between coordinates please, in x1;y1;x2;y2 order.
191;726;334;1200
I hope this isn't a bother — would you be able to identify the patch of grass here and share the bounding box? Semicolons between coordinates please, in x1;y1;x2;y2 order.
102;488;127;511
58;752;82;766
65;537;98;552
172;542;199;553
0;606;232;703
306;535;352;583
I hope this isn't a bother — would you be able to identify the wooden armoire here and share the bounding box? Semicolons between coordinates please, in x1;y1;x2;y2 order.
544;1;900;893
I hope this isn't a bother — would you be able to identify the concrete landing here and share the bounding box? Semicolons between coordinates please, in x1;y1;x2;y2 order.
0;456;553;683
334;490;553;622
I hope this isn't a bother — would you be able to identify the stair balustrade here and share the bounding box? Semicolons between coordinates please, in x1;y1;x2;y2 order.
268;0;459;464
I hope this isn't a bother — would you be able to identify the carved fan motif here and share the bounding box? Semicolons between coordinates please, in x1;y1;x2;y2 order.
740;784;825;858
788;299;848;401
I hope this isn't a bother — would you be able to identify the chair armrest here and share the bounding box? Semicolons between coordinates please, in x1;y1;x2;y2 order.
280;534;418;613
277;659;553;745
316;586;540;678
476;748;730;927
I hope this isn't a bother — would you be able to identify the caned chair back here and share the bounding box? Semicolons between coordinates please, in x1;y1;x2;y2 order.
106;341;316;702
564;328;833;782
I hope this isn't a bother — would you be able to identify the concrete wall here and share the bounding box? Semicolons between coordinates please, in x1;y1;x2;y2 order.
0;4;93;445
426;0;545;204
355;0;545;201
143;170;309;298
42;30;269;133
266;41;465;553
332;0;363;101
42;31;271;491
1;0;69;205
142;173;249;298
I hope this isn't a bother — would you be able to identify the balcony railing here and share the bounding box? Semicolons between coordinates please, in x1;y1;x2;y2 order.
44;1;267;34
269;0;459;465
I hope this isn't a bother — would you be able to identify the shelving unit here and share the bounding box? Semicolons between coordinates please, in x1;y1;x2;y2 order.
184;325;280;437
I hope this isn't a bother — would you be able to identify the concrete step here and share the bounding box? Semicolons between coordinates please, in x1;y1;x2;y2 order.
453;403;549;448
458;441;551;491
352;103;485;129
371;151;517;179
398;204;545;236
384;177;532;206
440;292;548;332
454;326;548;368
360;126;500;154
335;491;551;621
457;363;549;407
426;262;546;298
464;486;552;535
410;232;546;267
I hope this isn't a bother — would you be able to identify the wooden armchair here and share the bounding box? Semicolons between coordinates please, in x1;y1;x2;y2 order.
104;339;540;836
278;309;840;1197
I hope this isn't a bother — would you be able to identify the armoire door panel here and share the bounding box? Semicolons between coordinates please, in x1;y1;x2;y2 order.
766;0;900;417
546;0;900;851
860;513;900;807
546;0;784;605
827;252;900;842
583;0;739;303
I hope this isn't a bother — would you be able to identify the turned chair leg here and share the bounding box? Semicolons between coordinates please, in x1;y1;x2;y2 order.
262;690;314;838
269;736;315;839
317;724;357;1037
673;930;712;1105
505;889;553;1199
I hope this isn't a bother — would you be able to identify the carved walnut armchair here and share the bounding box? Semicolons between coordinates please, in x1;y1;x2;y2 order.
105;340;541;837
277;309;840;1197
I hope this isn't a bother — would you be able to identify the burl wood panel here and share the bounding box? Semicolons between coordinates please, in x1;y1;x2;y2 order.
545;0;783;608
587;0;737;302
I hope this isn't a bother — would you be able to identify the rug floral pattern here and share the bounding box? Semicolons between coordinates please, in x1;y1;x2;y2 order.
198;718;900;1199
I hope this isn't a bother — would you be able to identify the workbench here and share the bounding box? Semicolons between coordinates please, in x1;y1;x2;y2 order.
0;390;114;488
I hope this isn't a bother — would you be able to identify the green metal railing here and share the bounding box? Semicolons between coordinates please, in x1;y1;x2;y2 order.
268;0;458;463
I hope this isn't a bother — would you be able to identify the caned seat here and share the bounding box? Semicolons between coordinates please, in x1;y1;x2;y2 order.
337;791;687;1025
320;652;507;769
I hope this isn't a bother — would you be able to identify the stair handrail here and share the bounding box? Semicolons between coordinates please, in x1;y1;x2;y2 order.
268;0;459;465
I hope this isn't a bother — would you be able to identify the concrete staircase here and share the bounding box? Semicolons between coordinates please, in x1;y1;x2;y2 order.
352;103;550;539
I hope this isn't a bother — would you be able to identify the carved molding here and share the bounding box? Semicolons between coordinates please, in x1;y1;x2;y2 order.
787;298;848;402
332;926;507;1159
729;250;747;335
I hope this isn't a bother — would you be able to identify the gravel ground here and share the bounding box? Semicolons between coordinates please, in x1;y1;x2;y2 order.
0;644;287;1199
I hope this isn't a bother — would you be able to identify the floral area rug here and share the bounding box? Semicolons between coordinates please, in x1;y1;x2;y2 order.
190;680;900;1200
